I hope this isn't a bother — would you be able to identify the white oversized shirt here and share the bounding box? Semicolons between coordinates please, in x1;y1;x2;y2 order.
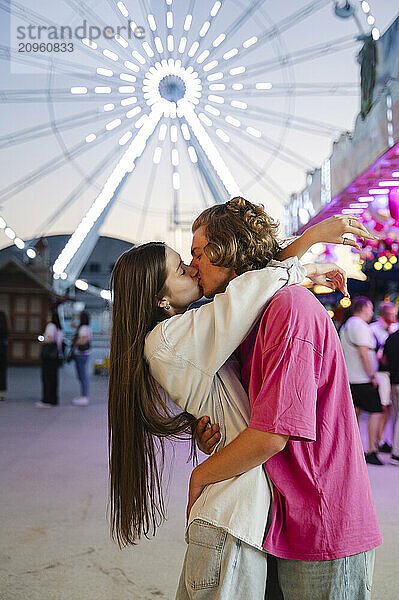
144;258;307;550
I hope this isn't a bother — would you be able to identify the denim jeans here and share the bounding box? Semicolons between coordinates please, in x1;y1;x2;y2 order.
175;519;267;600
267;549;375;600
74;354;89;397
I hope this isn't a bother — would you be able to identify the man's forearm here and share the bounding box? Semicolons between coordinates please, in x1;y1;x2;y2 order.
192;427;288;488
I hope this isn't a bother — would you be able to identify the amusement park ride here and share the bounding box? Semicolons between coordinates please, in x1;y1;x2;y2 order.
0;0;380;298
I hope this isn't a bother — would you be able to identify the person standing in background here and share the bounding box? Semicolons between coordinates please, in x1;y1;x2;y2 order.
369;302;399;453
340;297;383;465
72;311;92;407
36;310;63;408
0;311;8;401
383;329;399;466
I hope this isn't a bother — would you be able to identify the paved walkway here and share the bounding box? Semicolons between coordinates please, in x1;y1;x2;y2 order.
0;361;398;599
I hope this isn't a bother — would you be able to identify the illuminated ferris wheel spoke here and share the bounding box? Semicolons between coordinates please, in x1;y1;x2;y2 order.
211;0;332;72
0;115;134;205
164;4;176;59
0;146;89;205
0;89;90;104
0;107;127;149
216;82;358;98
212;113;314;171
179;118;231;206
1;45;145;94
216;134;288;202
180;132;212;210
143;9;164;59
168;124;182;228
202;115;282;196
137;0;164;62
194;166;213;209
61;0;135;63
218;35;359;81
223;103;341;137
181;101;240;197
183;0;224;67
177;0;195;57
199;0;265;64
52;106;163;278
0;46;96;79
135;158;159;239
32;142;128;240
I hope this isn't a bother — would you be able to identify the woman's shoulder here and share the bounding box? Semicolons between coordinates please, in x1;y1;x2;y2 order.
144;315;183;359
144;321;165;359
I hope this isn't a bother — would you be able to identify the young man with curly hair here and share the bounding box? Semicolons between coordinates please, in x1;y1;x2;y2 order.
191;197;382;600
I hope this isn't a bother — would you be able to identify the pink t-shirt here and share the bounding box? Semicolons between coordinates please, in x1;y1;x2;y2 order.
239;285;382;561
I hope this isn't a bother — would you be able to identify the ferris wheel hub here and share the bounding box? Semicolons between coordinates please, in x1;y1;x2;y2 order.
159;75;186;102
143;59;202;115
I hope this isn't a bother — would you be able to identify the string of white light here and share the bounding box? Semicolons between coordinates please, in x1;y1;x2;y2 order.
0;215;36;258
358;1;380;40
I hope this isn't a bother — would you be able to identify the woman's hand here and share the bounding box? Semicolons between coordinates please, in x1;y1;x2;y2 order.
187;468;206;523
307;215;376;251
278;215;376;261
303;262;362;297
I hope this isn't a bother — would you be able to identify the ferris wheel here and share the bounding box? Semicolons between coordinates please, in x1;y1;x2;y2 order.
0;0;380;292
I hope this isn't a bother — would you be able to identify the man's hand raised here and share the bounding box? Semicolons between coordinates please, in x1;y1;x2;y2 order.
194;416;221;455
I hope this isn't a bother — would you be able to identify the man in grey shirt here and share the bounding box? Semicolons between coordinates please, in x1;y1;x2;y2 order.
340;297;383;465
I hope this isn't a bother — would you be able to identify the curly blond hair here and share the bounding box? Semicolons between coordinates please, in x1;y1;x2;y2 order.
192;197;281;275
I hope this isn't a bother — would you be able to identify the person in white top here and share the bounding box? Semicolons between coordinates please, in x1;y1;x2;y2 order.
71;310;92;406
340;297;383;465
107;202;370;599
369;302;399;452
36;310;63;408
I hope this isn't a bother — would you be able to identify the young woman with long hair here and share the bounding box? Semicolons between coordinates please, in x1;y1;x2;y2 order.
107;204;366;598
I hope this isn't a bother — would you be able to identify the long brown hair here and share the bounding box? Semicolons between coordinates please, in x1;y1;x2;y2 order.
108;242;197;547
192;196;281;275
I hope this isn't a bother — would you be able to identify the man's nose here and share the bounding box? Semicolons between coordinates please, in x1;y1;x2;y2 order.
188;263;198;277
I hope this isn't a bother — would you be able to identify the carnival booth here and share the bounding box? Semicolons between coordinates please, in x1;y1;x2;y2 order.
285;16;399;321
